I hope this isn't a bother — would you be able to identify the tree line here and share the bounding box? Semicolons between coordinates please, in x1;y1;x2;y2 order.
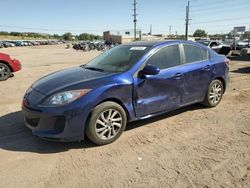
0;31;102;41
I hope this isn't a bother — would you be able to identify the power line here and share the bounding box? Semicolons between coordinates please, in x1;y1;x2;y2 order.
191;16;250;25
190;3;250;13
191;0;248;9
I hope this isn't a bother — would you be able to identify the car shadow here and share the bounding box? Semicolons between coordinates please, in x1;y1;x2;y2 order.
0;111;97;154
228;54;250;61
231;66;250;74
0;104;204;154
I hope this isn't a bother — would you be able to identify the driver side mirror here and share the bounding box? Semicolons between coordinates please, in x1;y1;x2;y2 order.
140;64;160;76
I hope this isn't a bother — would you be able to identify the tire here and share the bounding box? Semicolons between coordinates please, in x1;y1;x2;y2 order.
86;101;127;145
0;63;11;81
203;79;224;108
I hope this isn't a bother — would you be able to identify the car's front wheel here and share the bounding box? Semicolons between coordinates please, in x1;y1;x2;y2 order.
0;63;11;81
86;101;127;145
203;79;224;107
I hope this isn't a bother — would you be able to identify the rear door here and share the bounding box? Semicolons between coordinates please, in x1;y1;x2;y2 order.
181;44;212;104
134;44;183;117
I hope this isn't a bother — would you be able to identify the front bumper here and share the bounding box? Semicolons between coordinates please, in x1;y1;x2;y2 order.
22;104;87;142
11;59;22;72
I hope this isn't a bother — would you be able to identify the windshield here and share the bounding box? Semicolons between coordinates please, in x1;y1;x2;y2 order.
84;45;149;72
198;41;210;46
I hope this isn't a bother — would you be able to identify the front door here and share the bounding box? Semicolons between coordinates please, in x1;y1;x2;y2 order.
133;44;184;117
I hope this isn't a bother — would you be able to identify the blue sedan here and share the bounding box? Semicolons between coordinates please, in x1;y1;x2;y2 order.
22;40;229;145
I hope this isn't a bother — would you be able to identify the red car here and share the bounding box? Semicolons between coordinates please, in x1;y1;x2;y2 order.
0;52;21;81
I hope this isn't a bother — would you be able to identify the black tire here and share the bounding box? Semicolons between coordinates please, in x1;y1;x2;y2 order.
86;101;127;145
0;62;11;81
203;79;224;108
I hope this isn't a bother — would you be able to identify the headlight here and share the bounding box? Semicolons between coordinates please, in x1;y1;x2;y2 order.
41;89;91;107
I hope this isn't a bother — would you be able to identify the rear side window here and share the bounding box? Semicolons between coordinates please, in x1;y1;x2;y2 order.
183;44;208;63
146;44;180;70
201;48;209;60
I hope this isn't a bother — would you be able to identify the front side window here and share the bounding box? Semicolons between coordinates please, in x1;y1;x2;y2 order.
85;45;149;72
146;44;180;70
183;44;208;64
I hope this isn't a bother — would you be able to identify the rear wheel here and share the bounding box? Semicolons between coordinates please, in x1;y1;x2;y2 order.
86;102;127;145
203;79;224;107
0;63;11;81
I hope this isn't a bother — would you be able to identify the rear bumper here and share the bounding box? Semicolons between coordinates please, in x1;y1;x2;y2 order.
22;105;86;142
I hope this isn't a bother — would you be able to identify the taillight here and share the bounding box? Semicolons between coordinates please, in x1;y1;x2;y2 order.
224;58;230;66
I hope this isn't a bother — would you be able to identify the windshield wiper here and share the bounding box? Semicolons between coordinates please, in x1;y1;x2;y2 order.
84;66;105;72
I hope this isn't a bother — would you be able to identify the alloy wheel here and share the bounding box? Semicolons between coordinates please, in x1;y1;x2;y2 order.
0;65;9;79
209;83;222;105
95;109;123;140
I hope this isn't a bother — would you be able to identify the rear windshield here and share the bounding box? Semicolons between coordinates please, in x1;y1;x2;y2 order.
85;45;149;72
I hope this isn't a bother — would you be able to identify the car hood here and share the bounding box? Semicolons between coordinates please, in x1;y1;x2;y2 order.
32;66;114;95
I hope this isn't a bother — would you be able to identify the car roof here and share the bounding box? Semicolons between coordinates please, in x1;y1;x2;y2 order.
122;40;201;48
123;40;184;47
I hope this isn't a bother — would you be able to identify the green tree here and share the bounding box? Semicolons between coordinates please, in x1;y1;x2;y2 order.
0;31;9;35
193;29;207;37
78;33;102;41
62;32;73;40
78;33;90;40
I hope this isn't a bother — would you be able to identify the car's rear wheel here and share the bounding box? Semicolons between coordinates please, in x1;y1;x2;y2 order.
203;79;224;107
0;63;11;81
86;101;127;145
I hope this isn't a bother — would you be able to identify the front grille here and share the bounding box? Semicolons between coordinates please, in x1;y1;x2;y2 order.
25;117;39;127
54;116;66;133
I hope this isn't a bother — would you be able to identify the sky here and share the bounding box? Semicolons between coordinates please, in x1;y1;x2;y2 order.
1;0;250;36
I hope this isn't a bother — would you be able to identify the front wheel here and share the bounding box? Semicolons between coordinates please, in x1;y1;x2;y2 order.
86;102;127;145
0;63;11;81
203;79;224;107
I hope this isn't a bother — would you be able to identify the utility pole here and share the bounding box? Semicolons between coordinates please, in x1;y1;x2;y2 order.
185;1;190;40
132;0;138;40
248;25;250;46
150;24;152;35
169;25;172;38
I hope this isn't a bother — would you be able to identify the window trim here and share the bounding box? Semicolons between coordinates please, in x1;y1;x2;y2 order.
133;43;183;78
144;43;182;70
181;43;209;65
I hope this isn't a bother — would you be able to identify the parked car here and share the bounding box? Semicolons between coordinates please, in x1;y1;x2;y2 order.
231;40;249;50
0;52;22;81
242;39;250;47
12;41;23;46
198;40;231;56
0;41;4;48
2;41;15;48
22;40;229;145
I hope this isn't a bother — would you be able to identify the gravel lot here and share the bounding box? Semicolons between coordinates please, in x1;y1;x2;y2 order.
0;45;249;188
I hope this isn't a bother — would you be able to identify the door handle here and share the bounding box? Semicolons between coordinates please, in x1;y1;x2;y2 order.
203;65;211;70
175;73;182;79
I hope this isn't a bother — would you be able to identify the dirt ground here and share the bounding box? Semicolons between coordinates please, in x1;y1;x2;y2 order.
0;45;249;188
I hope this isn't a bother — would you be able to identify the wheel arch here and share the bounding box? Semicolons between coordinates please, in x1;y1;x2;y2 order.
96;98;130;121
84;98;131;133
214;76;226;93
